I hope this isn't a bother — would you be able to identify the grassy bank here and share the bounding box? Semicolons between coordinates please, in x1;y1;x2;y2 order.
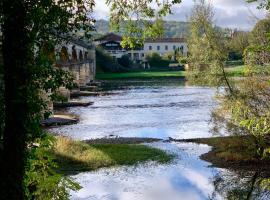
225;65;245;77
176;136;270;171
96;70;186;80
96;66;246;80
53;137;173;174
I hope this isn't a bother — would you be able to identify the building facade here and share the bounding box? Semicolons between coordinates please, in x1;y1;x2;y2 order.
95;33;188;67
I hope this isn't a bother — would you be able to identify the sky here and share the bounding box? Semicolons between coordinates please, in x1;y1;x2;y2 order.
93;0;268;30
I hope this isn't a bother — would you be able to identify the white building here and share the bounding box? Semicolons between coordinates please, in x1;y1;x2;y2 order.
94;33;188;67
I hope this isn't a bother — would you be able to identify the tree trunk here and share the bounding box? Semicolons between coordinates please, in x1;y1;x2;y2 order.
0;0;29;199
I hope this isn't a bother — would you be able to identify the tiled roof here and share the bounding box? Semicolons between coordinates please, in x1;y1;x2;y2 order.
95;33;122;41
145;38;186;43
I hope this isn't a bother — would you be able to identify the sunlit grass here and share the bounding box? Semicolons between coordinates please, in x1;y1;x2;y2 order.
96;70;186;79
53;137;173;173
225;65;245;77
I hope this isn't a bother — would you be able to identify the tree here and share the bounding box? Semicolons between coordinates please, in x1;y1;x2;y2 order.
118;54;133;68
0;0;94;198
212;2;270;169
245;17;270;65
107;0;181;48
146;52;171;68
227;30;249;60
187;0;231;91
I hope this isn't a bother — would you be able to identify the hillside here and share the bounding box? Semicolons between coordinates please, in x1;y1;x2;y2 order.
94;19;189;38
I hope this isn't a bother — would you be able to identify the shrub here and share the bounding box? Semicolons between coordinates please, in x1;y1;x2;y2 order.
24;134;80;200
118;54;133;68
146;52;171;68
96;47;121;72
178;57;187;64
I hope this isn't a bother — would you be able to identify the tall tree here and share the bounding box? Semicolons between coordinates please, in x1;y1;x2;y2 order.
0;0;95;198
245;17;270;65
187;0;231;91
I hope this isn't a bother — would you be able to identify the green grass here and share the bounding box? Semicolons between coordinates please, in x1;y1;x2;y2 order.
96;70;186;80
184;136;259;163
53;137;173;173
225;65;245;77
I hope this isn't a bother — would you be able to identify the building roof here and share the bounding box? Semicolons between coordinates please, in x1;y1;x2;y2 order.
95;33;122;41
145;38;186;43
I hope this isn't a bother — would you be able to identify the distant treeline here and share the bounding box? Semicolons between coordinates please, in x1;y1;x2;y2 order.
94;19;190;38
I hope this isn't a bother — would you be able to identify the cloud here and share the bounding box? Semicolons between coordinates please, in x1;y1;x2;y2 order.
93;0;267;30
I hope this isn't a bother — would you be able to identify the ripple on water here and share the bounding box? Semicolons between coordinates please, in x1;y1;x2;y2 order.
50;85;217;140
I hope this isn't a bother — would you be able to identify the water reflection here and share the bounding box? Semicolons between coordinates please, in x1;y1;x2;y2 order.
70;142;223;200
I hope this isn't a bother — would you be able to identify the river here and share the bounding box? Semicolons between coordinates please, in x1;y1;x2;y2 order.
51;80;269;200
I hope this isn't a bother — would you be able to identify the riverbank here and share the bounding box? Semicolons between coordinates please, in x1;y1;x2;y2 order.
96;65;246;80
96;70;186;80
172;136;270;172
53;137;173;174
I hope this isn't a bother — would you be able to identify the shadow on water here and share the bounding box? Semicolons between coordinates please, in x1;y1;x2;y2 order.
210;170;270;200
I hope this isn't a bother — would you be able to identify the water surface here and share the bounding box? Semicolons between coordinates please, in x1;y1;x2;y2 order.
51;80;268;200
51;80;217;140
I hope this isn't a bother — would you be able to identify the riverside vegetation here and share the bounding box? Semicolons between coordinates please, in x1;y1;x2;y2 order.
184;0;270;181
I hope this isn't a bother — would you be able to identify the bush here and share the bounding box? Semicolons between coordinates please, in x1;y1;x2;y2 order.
96;47;121;72
24;134;80;200
178;56;187;64
146;52;171;68
118;55;133;68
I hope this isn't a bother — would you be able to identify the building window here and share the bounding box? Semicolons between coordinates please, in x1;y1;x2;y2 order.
165;45;168;50
157;46;160;51
149;46;152;50
141;53;144;57
173;45;176;50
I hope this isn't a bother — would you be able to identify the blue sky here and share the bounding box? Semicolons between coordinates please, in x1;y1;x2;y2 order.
93;0;267;30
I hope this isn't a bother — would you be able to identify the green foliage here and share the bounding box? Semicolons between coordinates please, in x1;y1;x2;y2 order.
146;52;171;68
107;0;181;48
96;47;122;72
187;0;229;87
177;56;187;64
118;55;133;68
245;17;270;65
24;134;80;200
1;0;95;198
94;19;190;38
227;31;249;60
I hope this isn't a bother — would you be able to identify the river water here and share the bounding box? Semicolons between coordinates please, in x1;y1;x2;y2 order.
51;80;269;200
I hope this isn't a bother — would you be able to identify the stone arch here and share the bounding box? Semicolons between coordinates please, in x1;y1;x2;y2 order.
60;46;69;62
41;42;56;62
84;52;88;60
79;50;83;61
72;45;77;61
